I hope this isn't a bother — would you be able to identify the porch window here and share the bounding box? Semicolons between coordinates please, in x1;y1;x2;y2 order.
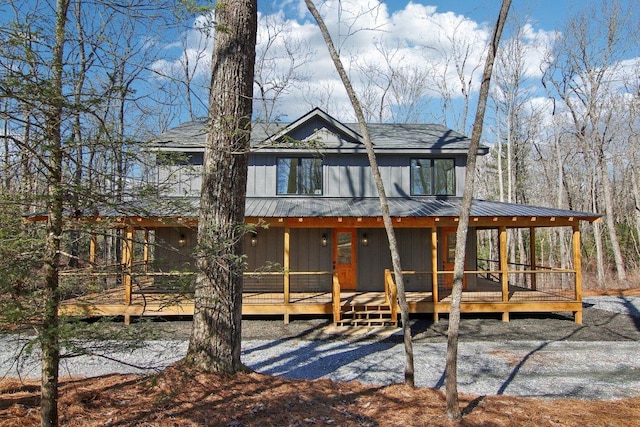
410;158;455;196
277;157;323;195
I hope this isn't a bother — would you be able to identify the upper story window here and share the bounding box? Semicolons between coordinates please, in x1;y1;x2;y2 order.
277;157;323;195
410;158;455;196
156;151;204;166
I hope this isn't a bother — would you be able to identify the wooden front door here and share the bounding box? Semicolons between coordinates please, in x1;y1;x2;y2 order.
334;229;357;290
442;227;466;289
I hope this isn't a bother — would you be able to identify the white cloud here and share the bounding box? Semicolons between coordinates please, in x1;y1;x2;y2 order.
151;0;561;125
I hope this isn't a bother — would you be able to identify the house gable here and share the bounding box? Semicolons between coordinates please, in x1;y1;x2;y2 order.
257;107;363;151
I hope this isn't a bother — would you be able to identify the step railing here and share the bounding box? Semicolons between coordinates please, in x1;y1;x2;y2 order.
332;272;341;324
384;269;398;324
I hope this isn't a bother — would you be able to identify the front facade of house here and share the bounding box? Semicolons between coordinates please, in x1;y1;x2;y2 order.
59;108;599;325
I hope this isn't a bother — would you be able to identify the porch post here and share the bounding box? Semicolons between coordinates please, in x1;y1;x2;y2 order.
499;226;509;322
572;224;583;324
122;226;134;306
143;229;150;273
283;226;290;324
431;226;439;322
89;232;97;265
530;227;537;290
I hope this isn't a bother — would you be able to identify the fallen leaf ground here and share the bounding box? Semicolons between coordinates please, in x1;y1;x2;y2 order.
1;364;639;426
2;287;639;426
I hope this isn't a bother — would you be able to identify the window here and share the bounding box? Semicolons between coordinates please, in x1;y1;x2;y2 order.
156;151;203;166
411;158;455;196
277;157;323;195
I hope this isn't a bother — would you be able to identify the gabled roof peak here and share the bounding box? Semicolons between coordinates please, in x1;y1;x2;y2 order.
149;107;483;154
259;107;363;147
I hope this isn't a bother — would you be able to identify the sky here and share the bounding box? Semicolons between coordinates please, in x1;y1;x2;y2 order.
2;0;636;131
154;0;560;125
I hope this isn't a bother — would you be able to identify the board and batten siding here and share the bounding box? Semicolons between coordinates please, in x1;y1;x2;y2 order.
245;153;468;197
156;150;468;198
154;227;197;271
357;228;432;292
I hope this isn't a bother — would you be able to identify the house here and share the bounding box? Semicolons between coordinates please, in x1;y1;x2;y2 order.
58;108;600;325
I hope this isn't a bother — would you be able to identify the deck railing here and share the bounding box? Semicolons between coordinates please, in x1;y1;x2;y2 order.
476;258;577;300
386;265;578;304
244;271;333;305
60;268;335;305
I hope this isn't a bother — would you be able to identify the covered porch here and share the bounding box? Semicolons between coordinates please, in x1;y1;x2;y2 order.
58;198;595;326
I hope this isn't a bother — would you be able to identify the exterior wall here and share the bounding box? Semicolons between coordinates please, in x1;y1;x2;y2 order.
243;227;331;273
244;227;285;270
158;151;467;198
153;225;478;292
357;228;433;291
154;227;197;271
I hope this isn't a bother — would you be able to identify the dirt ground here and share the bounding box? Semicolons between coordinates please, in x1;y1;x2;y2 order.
2;366;640;426
1;288;639;426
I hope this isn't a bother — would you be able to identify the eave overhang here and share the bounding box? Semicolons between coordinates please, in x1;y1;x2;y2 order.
26;197;600;229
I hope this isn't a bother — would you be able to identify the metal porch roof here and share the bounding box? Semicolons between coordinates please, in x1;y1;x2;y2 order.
244;197;599;221
32;197;598;223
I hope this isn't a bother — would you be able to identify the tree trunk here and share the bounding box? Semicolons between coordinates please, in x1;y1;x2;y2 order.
598;153;626;281
591;171;605;284
185;0;257;373
446;0;511;420
554;136;568;269
41;1;70;425
304;0;417;386
631;166;640;252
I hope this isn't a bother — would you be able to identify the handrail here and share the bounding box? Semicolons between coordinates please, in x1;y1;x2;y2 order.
477;257;573;271
384;269;398;324
245;271;332;276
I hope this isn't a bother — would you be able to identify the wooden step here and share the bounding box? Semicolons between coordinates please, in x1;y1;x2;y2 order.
336;303;398;327
335;318;398;327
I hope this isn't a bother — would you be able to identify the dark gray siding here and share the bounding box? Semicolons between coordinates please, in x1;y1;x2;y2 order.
154;227;197;271
244;227;284;270
290;228;333;271
159;151;467;198
357;229;391;291
357;228;433;292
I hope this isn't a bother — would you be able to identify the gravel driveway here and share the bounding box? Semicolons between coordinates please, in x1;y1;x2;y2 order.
2;296;639;400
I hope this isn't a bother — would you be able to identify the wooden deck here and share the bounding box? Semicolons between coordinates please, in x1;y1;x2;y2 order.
59;281;582;325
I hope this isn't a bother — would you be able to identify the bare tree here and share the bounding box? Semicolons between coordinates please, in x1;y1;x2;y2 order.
304;0;416;386
446;0;511;420
37;2;71;424
185;0;257;373
422;16;484;134
254;12;314;122
542;0;639;282
355;41;432;123
0;2;186;424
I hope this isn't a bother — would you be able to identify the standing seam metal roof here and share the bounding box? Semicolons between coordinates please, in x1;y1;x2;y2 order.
63;197;598;221
243;197;599;221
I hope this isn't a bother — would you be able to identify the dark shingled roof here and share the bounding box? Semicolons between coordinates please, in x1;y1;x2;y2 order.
149;108;481;153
